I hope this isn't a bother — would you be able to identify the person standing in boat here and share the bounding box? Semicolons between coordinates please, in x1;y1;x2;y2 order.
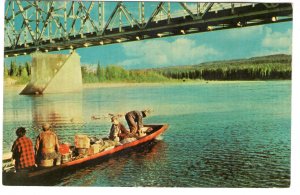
11;127;36;172
125;110;151;137
35;123;60;166
109;116;130;142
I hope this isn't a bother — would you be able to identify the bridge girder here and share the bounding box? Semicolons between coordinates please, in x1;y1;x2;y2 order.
4;1;292;57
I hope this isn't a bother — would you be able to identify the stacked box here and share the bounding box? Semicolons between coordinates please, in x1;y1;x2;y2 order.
88;144;100;155
77;148;88;155
75;135;90;149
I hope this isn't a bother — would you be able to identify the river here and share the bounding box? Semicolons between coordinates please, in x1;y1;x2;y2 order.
2;81;291;187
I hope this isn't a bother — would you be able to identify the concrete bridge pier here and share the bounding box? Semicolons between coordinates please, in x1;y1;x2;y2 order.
20;51;82;95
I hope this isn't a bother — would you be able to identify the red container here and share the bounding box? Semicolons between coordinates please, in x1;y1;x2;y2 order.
59;144;70;155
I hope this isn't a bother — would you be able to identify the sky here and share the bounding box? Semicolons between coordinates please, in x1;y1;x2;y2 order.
3;1;293;69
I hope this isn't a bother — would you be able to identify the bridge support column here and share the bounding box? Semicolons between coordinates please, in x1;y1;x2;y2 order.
20;51;82;95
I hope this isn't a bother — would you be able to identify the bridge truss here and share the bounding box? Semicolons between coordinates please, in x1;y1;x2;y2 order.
4;1;292;57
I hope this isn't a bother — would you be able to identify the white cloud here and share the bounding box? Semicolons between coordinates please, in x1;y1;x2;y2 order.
251;27;292;57
119;37;220;68
261;27;292;53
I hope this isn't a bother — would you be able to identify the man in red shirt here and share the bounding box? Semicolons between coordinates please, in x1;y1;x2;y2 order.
11;127;35;172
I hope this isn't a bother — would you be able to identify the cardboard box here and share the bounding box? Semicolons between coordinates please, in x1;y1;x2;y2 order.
75;134;90;149
88;144;100;155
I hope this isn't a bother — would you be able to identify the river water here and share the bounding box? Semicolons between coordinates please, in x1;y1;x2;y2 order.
2;81;291;187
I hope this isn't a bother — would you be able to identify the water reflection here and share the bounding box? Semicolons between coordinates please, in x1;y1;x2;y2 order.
31;93;84;127
57;140;168;186
29;92;85;145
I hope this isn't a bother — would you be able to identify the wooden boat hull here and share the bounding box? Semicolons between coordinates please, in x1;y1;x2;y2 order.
2;124;168;185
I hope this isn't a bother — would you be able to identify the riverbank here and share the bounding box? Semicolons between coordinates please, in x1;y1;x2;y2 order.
4;80;283;91
82;80;269;89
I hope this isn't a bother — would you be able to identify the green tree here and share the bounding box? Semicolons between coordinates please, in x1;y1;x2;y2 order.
9;61;17;76
96;61;101;81
4;65;9;77
25;62;31;76
81;66;88;78
18;65;22;77
20;66;28;78
96;61;106;82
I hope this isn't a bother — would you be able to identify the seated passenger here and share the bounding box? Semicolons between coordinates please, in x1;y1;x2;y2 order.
109;116;130;142
35;123;60;166
11;127;35;172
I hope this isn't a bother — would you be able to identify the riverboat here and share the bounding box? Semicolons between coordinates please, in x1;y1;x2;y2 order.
2;124;168;185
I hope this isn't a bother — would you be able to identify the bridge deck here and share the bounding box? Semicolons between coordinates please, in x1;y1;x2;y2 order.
4;2;292;57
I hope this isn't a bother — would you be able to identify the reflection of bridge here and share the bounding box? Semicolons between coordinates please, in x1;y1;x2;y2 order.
5;1;292;57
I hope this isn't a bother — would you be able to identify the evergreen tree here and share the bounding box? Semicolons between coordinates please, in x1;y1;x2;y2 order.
96;61;101;81
9;60;17;76
81;66;88;77
25;62;31;76
20;66;28;78
18;65;22;77
4;65;9;77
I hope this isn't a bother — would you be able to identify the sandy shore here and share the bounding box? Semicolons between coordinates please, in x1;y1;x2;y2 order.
83;82;170;89
3;80;275;91
82;80;267;89
3;84;26;91
4;80;266;91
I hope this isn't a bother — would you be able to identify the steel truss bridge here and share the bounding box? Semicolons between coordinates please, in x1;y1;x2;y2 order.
4;1;292;57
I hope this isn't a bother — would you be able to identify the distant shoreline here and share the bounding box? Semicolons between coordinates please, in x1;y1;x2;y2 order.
4;80;291;91
82;80;270;89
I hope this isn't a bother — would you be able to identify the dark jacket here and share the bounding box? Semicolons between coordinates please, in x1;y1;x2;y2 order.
125;110;144;131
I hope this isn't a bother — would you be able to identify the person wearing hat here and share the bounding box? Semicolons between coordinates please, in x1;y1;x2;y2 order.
11;127;36;172
109;116;130;142
125;110;150;137
35;123;60;166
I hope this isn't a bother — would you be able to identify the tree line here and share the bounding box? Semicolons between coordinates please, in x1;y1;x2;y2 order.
153;54;292;80
158;63;291;80
4;54;292;84
81;62;169;83
4;61;31;84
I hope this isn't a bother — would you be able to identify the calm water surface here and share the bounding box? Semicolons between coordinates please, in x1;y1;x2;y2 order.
3;81;291;187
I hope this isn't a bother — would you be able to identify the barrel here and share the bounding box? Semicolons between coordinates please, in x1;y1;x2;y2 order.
61;153;71;164
40;159;54;167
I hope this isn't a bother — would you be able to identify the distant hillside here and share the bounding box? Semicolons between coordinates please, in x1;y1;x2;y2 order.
150;54;291;71
150;54;291;80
